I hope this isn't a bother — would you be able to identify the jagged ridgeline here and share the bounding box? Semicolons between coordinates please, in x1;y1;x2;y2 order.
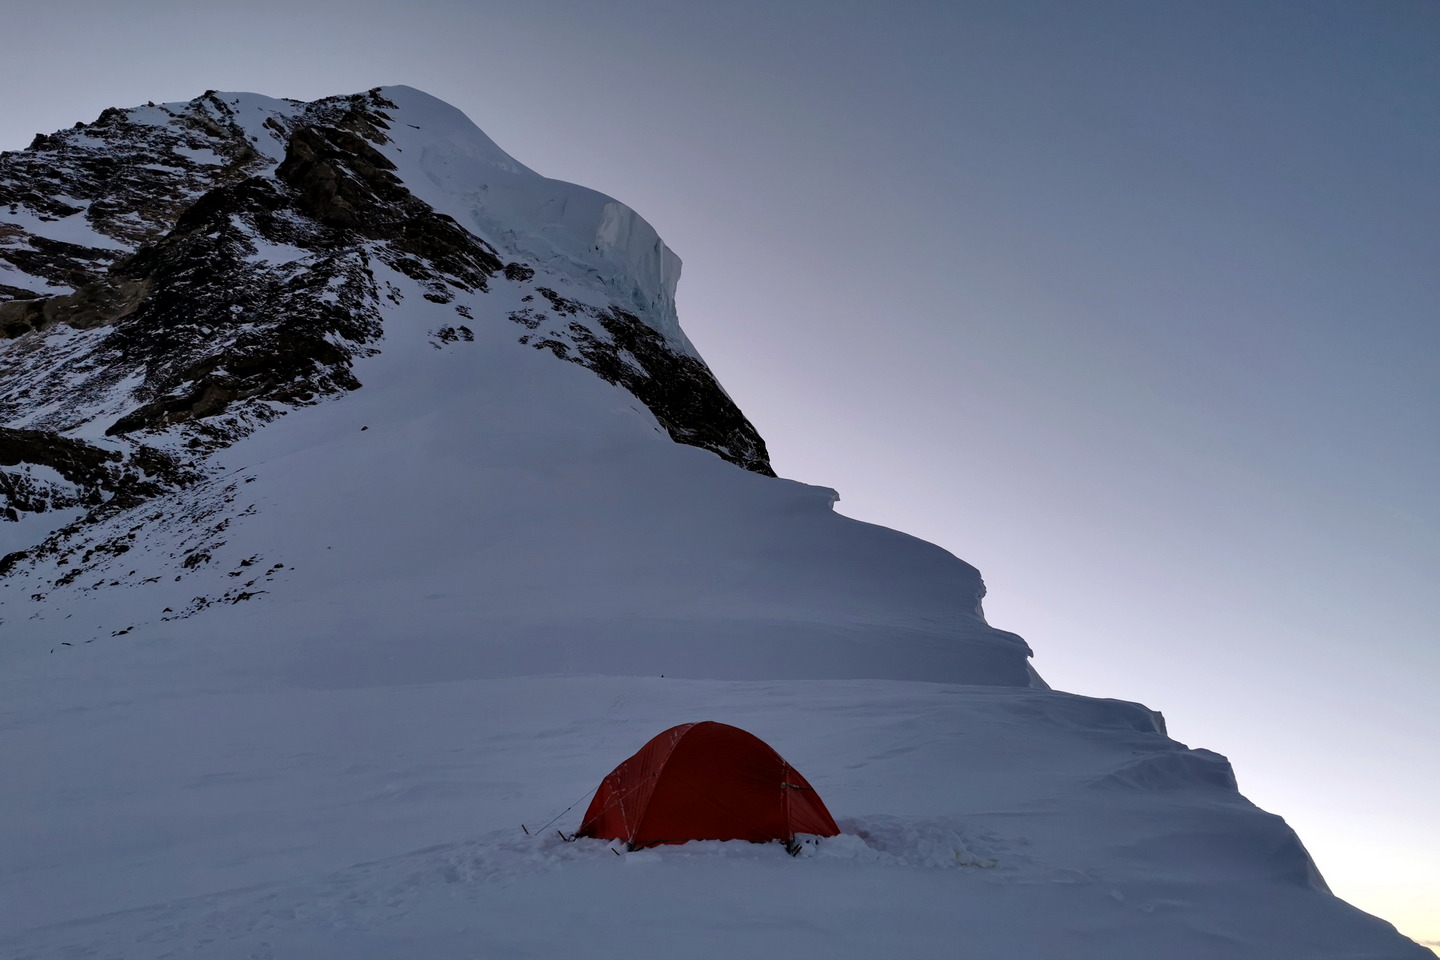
1;87;772;572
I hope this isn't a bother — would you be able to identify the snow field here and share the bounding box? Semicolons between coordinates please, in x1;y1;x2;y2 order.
0;670;1405;959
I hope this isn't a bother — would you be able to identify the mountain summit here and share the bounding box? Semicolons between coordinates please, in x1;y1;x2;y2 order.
0;87;1425;958
2;86;765;514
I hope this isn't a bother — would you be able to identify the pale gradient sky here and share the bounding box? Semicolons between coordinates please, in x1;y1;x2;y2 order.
1;0;1435;947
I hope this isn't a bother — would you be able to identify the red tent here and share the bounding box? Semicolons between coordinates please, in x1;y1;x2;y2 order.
575;721;840;850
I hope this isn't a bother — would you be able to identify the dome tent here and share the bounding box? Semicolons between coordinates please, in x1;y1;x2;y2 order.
575;721;840;851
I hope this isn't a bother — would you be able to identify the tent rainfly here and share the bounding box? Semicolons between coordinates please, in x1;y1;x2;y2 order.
574;721;840;851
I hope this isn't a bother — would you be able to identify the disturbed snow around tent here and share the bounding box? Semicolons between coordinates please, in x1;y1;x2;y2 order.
0;671;1400;960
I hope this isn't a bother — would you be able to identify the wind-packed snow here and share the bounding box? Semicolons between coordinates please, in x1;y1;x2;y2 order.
0;463;86;556
1;668;1403;960
0;89;1427;960
0;204;128;252
0;259;31;287
0;503;84;557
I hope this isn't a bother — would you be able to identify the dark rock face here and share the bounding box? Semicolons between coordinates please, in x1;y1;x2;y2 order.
0;91;469;453
0;91;271;297
564;306;772;476
99;173;381;443
0;86;775;570
495;286;771;475
0;426;198;573
0;426;196;502
0;277;149;339
593;309;772;476
274;99;504;298
0;427;121;488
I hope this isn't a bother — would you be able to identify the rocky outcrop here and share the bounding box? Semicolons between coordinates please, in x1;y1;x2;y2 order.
275;106;504;300
97;172;381;443
1;93;508;446
0;276;149;338
498;285;771;475
575;307;773;476
0;425;198;551
0;91;272;298
0;427;121;488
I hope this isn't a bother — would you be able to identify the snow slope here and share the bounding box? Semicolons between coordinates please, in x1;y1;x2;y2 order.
0;87;1427;959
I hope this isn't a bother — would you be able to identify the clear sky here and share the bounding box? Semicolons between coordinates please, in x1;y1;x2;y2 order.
2;0;1435;948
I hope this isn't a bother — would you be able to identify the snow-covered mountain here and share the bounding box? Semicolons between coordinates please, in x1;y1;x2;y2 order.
0;86;1425;959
